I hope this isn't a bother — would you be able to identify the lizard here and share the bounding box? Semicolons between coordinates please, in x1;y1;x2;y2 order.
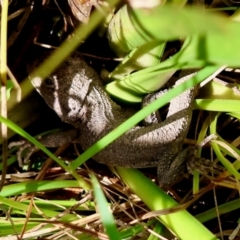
16;51;197;187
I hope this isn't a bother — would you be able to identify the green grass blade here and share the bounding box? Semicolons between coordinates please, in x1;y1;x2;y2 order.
194;99;240;111
108;4;228;53
0;195;77;220
91;174;121;240
196;198;240;223
0;116;91;190
209;113;240;179
116;167;218;240
0;180;80;197
109;41;166;80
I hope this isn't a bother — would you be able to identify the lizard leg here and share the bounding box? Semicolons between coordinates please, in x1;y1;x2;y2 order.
142;90;167;126
157;146;196;187
156;73;197;186
9;129;78;167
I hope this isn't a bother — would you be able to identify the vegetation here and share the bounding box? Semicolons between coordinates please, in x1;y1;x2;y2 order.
1;0;240;239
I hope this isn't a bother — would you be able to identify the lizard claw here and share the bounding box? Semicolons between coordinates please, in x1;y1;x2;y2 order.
187;157;224;177
8;129;79;167
8;140;37;167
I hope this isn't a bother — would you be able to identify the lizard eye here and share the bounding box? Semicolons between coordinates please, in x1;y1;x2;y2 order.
45;78;53;85
45;77;54;85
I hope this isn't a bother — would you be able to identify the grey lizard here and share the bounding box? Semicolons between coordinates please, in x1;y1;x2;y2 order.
19;51;197;187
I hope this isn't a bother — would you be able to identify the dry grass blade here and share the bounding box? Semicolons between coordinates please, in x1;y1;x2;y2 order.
0;0;9;191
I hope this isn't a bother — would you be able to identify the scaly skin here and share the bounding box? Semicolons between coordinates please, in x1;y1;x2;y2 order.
29;52;197;187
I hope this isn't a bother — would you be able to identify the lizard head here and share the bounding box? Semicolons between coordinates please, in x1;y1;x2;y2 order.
29;52;101;127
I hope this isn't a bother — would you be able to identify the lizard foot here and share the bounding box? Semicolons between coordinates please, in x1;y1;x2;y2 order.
158;146;225;187
9;129;79;167
8;140;37;167
187;157;225;178
157;146;196;187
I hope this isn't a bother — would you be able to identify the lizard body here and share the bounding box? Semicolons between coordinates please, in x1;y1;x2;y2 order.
29;52;197;187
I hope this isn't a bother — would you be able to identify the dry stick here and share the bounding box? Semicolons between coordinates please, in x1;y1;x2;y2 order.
35;143;71;181
18;143;72;239
0;0;9;191
7;67;21;102
7;4;32;48
19;196;34;240
140;183;215;220
0;86;7;191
